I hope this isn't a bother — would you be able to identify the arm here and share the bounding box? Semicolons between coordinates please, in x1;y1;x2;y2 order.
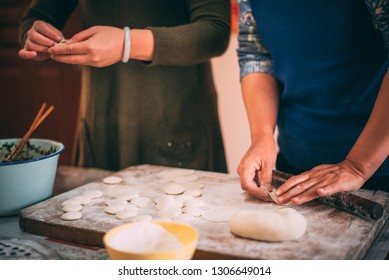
275;0;389;204
276;70;389;204
147;0;231;65
238;73;279;200
236;0;279;200
47;0;231;67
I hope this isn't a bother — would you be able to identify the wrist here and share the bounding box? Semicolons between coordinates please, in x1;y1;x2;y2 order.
129;29;154;61
343;158;370;181
250;126;275;144
122;26;131;63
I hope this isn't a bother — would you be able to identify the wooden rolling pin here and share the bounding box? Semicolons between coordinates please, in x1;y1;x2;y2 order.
271;170;384;220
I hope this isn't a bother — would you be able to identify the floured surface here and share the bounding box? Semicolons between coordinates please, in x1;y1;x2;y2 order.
20;164;389;259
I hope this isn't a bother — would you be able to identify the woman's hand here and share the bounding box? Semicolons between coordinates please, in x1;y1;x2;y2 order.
237;135;278;201
48;26;124;67
275;159;366;204
19;20;63;61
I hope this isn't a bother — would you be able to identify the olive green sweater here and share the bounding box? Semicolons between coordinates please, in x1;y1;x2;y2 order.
19;0;230;172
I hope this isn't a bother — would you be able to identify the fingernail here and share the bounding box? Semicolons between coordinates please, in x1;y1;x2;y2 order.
264;183;272;190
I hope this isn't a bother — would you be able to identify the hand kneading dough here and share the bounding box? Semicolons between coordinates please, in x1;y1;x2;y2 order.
229;208;307;241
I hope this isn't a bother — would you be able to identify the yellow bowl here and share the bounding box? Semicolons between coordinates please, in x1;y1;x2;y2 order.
103;221;198;260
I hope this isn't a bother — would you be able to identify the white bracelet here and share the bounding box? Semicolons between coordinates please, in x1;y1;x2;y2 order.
122;26;131;63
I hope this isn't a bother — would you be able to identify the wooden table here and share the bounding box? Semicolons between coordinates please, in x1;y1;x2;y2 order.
15;164;389;260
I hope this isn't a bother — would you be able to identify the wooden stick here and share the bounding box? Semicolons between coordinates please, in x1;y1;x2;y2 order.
5;103;54;162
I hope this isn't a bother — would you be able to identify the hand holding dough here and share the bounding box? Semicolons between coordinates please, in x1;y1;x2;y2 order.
229;208;307;242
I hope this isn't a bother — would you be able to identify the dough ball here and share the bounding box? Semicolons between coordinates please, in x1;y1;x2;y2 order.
229;208;307;242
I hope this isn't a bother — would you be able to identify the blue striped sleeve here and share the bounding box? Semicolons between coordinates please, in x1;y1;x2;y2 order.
236;0;273;79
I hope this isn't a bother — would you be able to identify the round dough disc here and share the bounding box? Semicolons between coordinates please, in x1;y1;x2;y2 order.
80;196;92;205
116;210;138;220
104;203;126;215
62;204;83;212
185;189;202;198
184;199;205;208
61;197;84;207
182;206;202;217
61;211;82;221
165;183;185;195
103;176;123;185
116;191;139;201
105;198;127;206
158;204;182;219
131;197;152;208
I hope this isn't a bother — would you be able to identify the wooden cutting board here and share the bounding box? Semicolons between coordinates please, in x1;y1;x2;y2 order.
19;164;389;259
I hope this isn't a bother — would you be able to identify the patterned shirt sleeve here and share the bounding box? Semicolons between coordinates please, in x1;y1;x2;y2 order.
237;0;273;79
365;0;389;50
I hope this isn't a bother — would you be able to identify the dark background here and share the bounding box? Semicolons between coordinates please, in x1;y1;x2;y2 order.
0;0;82;165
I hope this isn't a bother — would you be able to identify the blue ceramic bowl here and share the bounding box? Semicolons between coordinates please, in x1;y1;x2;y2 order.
0;138;64;216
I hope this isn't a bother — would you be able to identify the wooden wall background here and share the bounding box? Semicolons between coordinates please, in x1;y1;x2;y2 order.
0;0;82;165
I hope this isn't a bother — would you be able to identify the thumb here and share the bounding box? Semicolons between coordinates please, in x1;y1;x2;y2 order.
71;28;96;43
258;163;273;190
